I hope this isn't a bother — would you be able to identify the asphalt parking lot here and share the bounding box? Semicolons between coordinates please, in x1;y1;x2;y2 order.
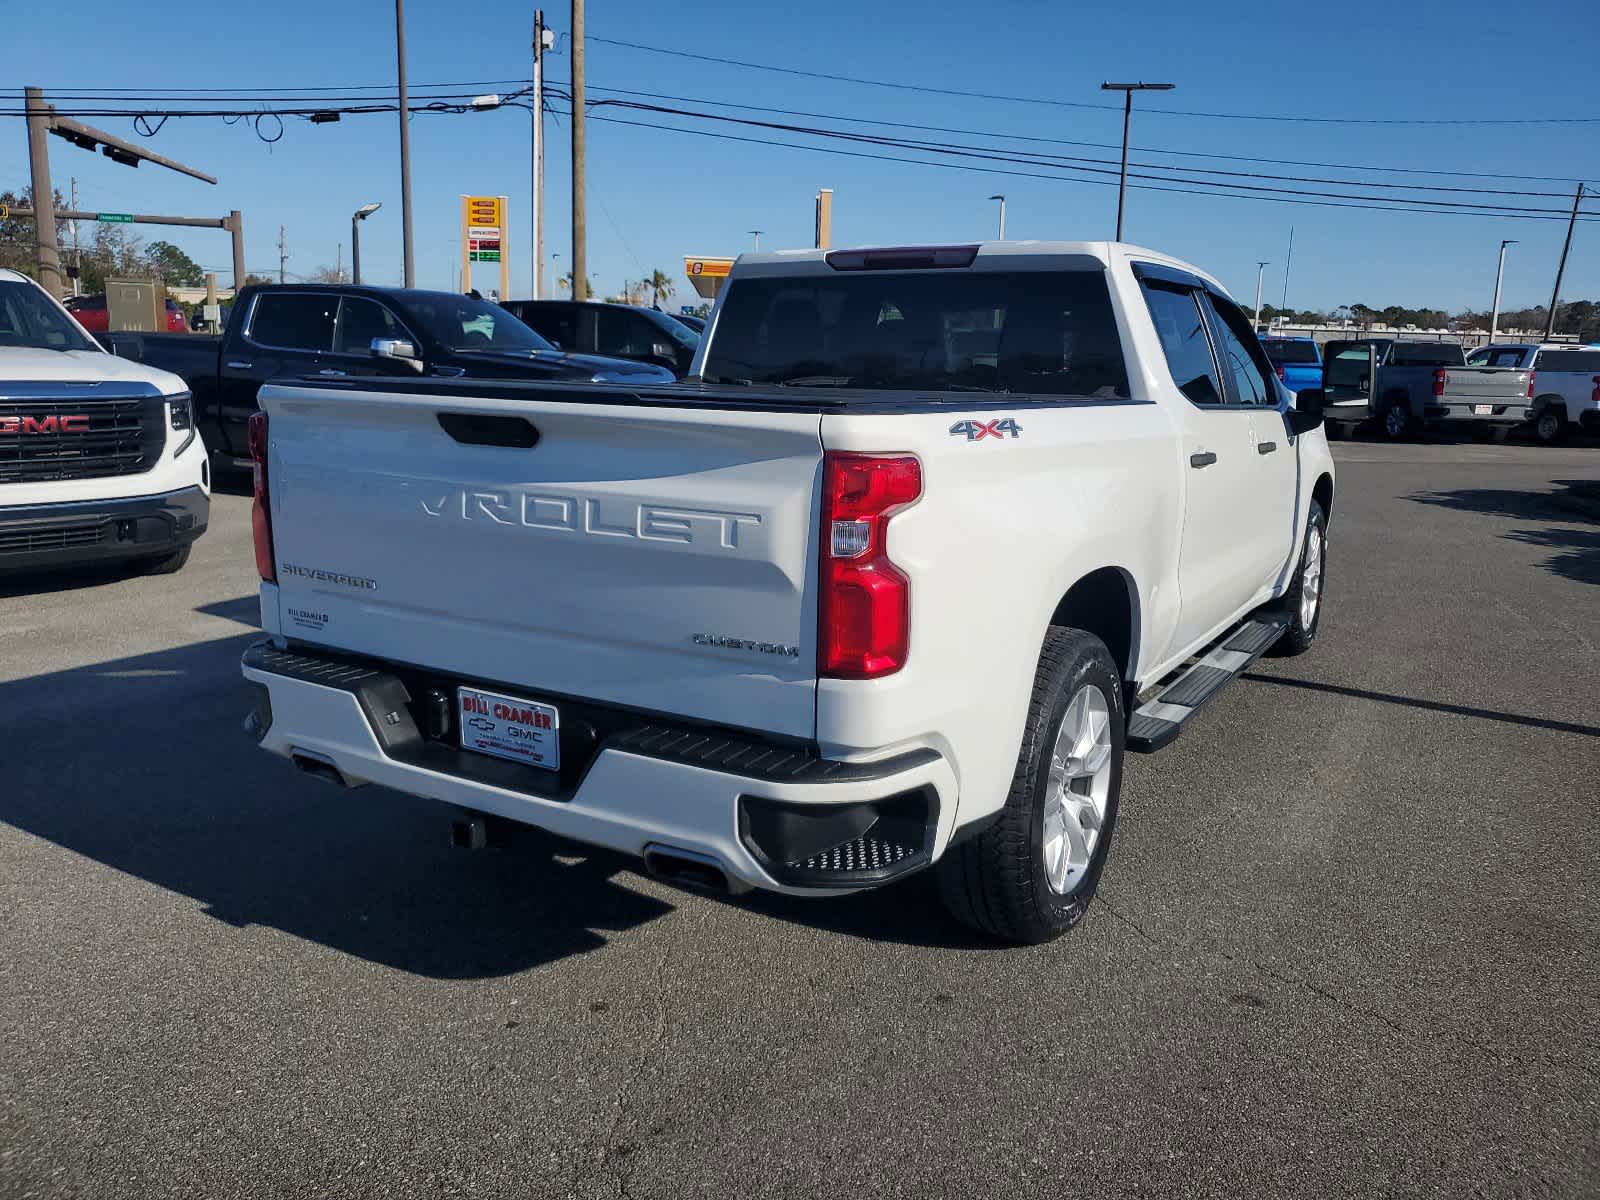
2;438;1597;1200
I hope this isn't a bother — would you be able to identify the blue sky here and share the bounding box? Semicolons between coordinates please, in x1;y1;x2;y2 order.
4;0;1596;313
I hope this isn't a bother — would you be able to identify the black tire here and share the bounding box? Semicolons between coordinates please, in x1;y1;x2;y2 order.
1268;499;1326;657
1534;404;1567;445
937;627;1125;944
140;545;191;575
1381;396;1414;441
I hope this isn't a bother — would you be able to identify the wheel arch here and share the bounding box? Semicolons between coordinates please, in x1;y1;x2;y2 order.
1311;471;1334;524
1048;566;1140;686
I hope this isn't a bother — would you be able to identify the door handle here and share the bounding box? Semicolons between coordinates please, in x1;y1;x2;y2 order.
1189;451;1218;468
1257;441;1278;454
317;368;347;377
225;360;253;370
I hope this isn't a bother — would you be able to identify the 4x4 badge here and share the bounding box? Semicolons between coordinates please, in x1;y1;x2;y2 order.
949;417;1022;441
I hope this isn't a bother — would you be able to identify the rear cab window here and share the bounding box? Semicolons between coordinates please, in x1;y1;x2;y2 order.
1532;349;1600;373
701;268;1130;398
1388;343;1465;368
1261;339;1320;365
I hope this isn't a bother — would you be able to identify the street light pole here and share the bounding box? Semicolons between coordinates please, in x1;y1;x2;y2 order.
1488;239;1516;345
394;0;416;286
1254;261;1270;329
352;203;381;285
989;194;1006;240
1100;82;1173;241
748;229;763;250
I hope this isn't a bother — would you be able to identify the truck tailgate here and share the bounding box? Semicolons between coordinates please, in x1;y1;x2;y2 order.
261;382;823;739
1441;366;1530;407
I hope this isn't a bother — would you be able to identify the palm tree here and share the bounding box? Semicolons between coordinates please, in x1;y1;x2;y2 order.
646;268;673;310
559;271;595;297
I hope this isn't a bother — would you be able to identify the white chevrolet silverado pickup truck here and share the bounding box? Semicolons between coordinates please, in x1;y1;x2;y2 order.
240;242;1335;943
1;269;209;576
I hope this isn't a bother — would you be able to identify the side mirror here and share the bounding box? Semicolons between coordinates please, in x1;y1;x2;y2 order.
1287;387;1324;435
371;337;423;373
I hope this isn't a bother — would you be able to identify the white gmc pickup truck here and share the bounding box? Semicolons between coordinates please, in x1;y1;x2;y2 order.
1;269;209;577
241;242;1335;943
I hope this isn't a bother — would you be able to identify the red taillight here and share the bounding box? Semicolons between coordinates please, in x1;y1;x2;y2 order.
1276;364;1286;381
248;411;275;582
1527;370;1535;399
1432;368;1446;398
818;452;921;679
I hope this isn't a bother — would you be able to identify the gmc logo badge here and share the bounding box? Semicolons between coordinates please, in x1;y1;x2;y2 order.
0;415;90;434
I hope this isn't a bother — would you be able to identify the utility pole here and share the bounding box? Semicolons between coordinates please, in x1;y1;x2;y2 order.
278;226;288;284
533;8;550;299
570;0;588;300
1543;183;1584;342
1100;82;1173;242
1489;239;1516;344
395;0;416;286
69;177;81;297
989;194;1006;240
748;229;763;250
24;86;64;297
1254;261;1270;329
1281;226;1295;315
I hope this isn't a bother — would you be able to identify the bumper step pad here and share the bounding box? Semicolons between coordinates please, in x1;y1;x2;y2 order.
1127;615;1289;753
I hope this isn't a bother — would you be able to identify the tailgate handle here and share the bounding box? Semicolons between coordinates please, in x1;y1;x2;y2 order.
436;412;541;449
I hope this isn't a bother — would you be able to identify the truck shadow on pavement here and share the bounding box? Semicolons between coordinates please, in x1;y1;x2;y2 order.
0;625;965;978
1405;484;1599;586
0;632;680;978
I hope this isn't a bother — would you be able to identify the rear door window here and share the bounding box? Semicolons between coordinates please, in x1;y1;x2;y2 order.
702;269;1129;397
518;303;578;349
1141;284;1224;406
248;292;337;352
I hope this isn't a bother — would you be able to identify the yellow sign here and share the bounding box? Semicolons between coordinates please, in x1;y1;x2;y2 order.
464;195;503;228
684;257;733;279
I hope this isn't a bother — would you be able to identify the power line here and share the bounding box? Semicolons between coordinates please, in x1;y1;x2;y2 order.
0;79;531;98
589;36;1600;126
581;84;1596;187
563;106;1600;223
571;93;1590;204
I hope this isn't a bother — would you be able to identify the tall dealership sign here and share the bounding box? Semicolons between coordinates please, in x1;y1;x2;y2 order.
460;195;510;299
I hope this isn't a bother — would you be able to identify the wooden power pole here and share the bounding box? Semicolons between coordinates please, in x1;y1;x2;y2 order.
570;0;587;300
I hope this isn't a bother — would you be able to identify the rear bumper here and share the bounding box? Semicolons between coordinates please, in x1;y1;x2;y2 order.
0;485;208;573
240;641;957;895
1434;402;1524;426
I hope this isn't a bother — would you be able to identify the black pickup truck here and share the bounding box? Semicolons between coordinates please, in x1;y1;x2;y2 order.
103;284;675;461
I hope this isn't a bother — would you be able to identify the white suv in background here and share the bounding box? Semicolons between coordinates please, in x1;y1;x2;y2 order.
0;268;209;576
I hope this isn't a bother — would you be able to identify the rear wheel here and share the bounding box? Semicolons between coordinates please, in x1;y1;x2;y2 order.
937;628;1124;944
1535;405;1567;444
1382;397;1413;441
